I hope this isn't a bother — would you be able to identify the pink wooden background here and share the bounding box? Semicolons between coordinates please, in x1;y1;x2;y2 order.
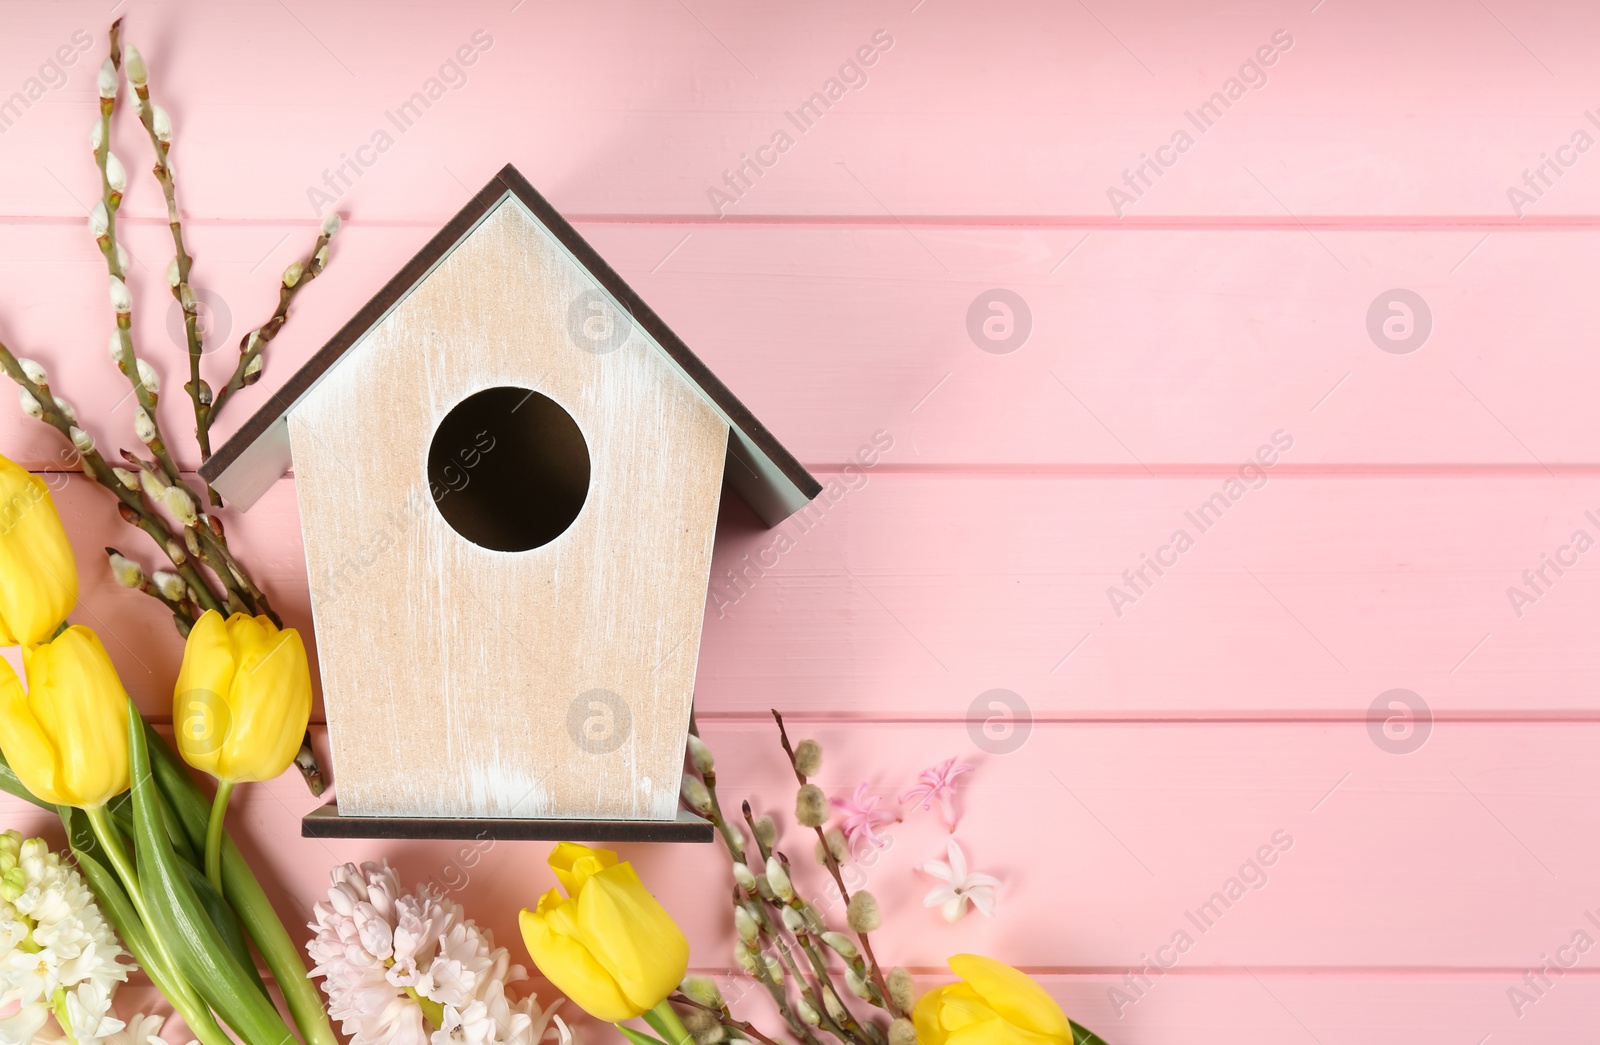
4;1;1599;1041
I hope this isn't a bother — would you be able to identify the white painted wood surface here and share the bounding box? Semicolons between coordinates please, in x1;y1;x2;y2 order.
288;199;730;820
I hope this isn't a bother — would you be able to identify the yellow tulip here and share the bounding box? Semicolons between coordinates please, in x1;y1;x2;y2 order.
173;610;311;782
0;626;129;807
0;455;77;646
519;842;689;1022
914;954;1080;1045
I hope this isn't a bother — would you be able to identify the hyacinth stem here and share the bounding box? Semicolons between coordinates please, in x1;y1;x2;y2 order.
49;987;78;1045
203;778;234;893
772;711;899;1019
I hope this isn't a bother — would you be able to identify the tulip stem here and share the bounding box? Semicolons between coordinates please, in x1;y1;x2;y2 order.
84;805;209;1023
204;778;235;894
644;1001;694;1045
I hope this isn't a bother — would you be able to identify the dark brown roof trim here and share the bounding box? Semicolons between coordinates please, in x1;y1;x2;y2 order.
201;164;820;523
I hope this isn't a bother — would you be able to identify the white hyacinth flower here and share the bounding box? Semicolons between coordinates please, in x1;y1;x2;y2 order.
105;152;127;193
69;426;94;454
152;105;172;142
151;571;187;602
96;58;117;99
109;276;132;314
306;861;571;1045
89;200;109;237
17;358;47;386
17;387;42;419
136;358;159;394
161;485;196;526
0;833;133;1044
918;839;1001;922
133;406;157;444
123;45;148;87
321;212;342;237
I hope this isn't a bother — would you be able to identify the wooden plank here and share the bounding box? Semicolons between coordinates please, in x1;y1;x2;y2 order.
5;1;1600;220
3;222;1599;471
34;470;1600;718
6;720;1597;975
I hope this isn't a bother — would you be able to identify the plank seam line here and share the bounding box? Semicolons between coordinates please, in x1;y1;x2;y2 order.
13;214;1600;231
149;715;1600;728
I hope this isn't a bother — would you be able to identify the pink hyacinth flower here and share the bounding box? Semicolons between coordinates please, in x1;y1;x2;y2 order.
830;783;898;853
900;757;974;830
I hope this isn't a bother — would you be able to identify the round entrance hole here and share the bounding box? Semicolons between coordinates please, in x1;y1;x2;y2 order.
427;386;590;552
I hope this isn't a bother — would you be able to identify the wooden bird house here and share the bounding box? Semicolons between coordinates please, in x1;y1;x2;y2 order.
201;165;819;841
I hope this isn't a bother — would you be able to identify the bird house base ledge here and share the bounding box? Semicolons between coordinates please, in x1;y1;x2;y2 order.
302;802;715;843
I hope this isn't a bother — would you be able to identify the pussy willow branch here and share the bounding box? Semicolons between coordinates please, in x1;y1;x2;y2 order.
686;724;823;1044
773;711;899;1020
0;23;326;796
687;721;890;1045
738;803;872;1045
0;341;221;625
670;992;786;1045
207;227;335;427
117;20;205;490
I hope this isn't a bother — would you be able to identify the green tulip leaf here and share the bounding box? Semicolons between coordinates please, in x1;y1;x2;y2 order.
59;808;152;960
127;705;297;1045
616;1026;672;1045
178;852;270;999
1072;1020;1111;1045
142;722;339;1045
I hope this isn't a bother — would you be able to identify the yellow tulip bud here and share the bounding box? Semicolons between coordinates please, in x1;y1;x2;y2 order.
913;955;1078;1045
173;610;312;782
0;626;129;807
0;455;77;646
519;842;689;1022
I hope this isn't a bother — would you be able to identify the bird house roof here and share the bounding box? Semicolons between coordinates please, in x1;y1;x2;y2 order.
199;163;820;526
